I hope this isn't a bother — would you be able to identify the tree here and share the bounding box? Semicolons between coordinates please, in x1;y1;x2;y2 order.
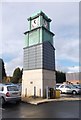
0;58;6;83
19;68;23;83
56;71;66;83
11;67;22;83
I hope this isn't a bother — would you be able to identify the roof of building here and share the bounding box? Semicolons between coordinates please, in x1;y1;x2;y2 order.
27;10;51;22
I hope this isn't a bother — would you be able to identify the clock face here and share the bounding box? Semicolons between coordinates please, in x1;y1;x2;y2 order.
31;18;38;29
43;20;48;28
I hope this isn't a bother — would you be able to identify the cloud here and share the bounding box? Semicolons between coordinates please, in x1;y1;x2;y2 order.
0;3;2;57
1;2;79;75
56;61;79;73
55;38;79;63
2;39;23;56
1;0;80;2
5;55;23;76
67;66;79;73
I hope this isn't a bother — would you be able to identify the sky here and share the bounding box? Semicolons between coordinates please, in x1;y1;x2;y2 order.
0;0;80;76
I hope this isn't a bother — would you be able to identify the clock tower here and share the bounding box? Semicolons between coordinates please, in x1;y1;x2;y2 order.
22;11;56;98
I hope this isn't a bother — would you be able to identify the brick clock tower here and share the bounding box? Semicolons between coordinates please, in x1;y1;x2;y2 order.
22;11;56;98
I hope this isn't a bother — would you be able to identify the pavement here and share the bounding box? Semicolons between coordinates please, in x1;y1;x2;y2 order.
3;100;80;118
21;95;81;105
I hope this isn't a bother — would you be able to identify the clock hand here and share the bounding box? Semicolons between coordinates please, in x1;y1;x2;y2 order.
34;20;36;24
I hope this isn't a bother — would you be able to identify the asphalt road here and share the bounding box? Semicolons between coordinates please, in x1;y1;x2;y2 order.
1;100;81;119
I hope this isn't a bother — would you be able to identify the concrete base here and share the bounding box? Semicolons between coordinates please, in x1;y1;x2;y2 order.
21;95;81;105
22;69;56;98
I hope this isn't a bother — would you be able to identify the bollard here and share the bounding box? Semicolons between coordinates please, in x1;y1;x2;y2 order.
25;88;27;97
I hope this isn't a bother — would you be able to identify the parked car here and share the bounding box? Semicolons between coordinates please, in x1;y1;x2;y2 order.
72;84;81;89
56;84;81;95
0;83;21;104
16;83;22;92
56;83;62;89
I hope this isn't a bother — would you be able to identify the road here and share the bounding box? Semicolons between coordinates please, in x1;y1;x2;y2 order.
1;100;81;119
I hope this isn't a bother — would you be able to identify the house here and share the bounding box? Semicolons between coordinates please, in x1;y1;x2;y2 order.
66;72;81;84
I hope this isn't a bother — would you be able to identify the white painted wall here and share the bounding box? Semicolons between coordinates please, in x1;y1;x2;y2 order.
22;69;56;98
22;69;43;97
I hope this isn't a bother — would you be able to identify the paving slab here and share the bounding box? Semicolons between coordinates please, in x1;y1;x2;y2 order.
21;96;81;105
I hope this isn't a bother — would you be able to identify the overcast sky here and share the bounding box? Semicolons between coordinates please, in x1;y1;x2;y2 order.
0;1;80;76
